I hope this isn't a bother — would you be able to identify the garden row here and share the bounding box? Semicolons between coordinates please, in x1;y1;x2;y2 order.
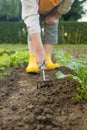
0;50;29;79
0;21;87;44
55;51;87;102
0;48;87;102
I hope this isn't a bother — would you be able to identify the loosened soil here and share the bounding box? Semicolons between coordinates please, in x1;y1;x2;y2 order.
0;66;87;130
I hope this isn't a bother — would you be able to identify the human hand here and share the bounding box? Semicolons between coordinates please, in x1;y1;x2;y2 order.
45;11;61;25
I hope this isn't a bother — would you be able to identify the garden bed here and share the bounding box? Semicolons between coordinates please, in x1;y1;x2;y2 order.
0;66;87;130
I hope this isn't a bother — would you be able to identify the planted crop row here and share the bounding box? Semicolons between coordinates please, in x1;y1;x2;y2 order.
0;51;29;78
55;51;87;102
0;49;87;102
0;48;15;55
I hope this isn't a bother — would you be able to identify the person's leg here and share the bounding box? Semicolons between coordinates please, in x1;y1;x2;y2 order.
44;44;60;70
30;33;45;66
26;32;45;73
26;42;40;73
44;20;60;70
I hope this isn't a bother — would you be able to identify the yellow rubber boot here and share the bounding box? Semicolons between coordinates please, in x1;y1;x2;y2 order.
46;54;60;70
26;55;40;73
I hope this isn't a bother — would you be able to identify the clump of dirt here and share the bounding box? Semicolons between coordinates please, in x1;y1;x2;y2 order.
0;66;87;130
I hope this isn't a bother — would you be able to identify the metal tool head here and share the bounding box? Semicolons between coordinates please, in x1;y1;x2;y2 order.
37;60;54;88
37;80;53;88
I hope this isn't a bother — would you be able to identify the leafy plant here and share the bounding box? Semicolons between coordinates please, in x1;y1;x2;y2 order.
0;50;29;79
55;51;87;102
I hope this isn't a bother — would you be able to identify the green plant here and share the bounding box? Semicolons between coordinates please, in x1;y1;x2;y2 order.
0;50;29;79
55;51;87;102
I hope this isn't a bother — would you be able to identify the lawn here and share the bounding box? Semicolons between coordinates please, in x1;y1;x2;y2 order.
54;44;87;60
0;43;87;60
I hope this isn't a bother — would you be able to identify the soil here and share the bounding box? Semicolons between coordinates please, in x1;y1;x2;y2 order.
0;66;87;130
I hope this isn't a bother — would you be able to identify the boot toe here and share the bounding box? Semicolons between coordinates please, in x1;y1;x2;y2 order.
26;66;40;73
46;63;60;70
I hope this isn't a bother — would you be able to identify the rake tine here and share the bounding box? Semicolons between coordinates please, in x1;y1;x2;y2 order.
37;61;59;88
37;80;53;89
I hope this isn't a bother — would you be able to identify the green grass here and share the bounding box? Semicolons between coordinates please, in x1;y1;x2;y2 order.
54;44;87;60
0;43;28;51
0;43;87;50
56;44;87;50
0;43;87;60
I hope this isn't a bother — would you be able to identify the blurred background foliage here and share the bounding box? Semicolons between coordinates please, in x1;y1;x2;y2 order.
0;0;87;21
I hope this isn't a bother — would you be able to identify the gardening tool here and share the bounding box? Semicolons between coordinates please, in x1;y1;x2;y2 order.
37;60;54;88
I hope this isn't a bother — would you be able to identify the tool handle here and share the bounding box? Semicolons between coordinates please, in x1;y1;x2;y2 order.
41;60;46;70
41;60;46;81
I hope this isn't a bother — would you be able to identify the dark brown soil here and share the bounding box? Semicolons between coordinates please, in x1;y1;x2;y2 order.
0;66;87;130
